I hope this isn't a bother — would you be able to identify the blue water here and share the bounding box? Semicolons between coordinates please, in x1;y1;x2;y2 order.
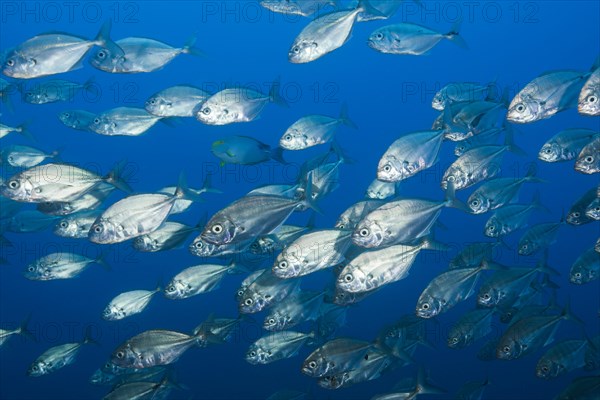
0;1;599;399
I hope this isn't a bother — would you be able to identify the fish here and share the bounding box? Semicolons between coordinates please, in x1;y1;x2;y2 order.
366;179;398;200
193;314;244;346
368;21;467;55
288;1;377;64
352;185;466;248
235;269;265;303
415;263;491;318
279;104;356;150
335;199;384;230
371;367;445;400
517;220;564;256
467;164;542;214
477;338;500;362
103;287;160;321
195;80;287;125
567;187;597;225
88;107;164;136
377;130;446;182
296;145;348;202
0;317;33;347
507;62;596;123
239;270;300;314
575;135;600;174
447;308;495;349
90;363;165;387
455;379;491;400
441;135;525;190
338;239;443;293
584;335;600;371
536;339;589;379
102;373;176;400
263;291;325;331
89;178;197;244
596;238;600;254
496;303;580;360
159;174;220;214
569;246;599;284
54;210;103;239
0;210;60;233
273;229;353;278
37;182;115;216
212;135;286;166
133;221;201;252
164;263;239;299
555;375;600;400
0;162;130;203
453;126;504;157
90;35;200;73
432;81;495;111
538;129;598;162
58;109;96;131
484;194;546;238
2;21;122;78
201;183;315;246
145;85;211;117
247;183;300;198
578;66;600;116
317;348;397;389
24;252;107;280
246;331;315;364
28;329;96;376
111;329;203;369
260;0;336;16
448;242;500;270
301;337;374;377
0;144;60;168
0;78;15;111
249;218;314;255
20;78;93;104
265;390;308;400
189;236;254;258
0;121;32;139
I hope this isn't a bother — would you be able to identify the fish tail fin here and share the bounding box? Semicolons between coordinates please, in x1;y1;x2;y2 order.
82;76;96;93
174;172;203;202
330;140;355;164
16;120;35;141
270;146;288;165
182;33;205;57
0;87;14;114
531;190;551;214
306;212;317;229
591;55;600;72
357;0;384;18
416;366;446;395
17;314;35;342
105;160;133;193
445;19;468;49
535;250;560;276
95;251;111;271
200;173;223;195
561;298;585;328
421;235;449;252
523;163;545;183
301;171;322;215
269;78;288;108
227;260;251;275
94;20;122;56
339;103;358;129
504;128;527;157
82;326;100;346
444;181;470;213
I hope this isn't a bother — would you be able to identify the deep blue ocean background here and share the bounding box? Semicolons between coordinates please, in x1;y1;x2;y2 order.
0;1;599;399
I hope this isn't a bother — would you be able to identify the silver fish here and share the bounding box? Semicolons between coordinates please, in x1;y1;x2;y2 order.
0;210;60;233
536;339;588;379
377;130;445;182
455;379;491;400
454;126;504;157
335;199;384;230
263;291;325;331
54;210;103;239
189;236;254;258
317;348;395;389
28;331;95;376
196;81;287;125
145;85;210;117
301;338;374;377
538;129;598;162
103;287;160;321
20;78;93;104
279;105;356;150
164;263;238;299
159;174;220;215
273;229;353;279
507;68;593;123
578;67;600;116
0;144;59;168
37;182;115;216
133;221;200;252
58;109;96;131
447;308;494;349
193;314;244;346
2;22;121;79
449;242;500;270
368;21;466;55
238;270;300;314
366;179;398;200
260;0;336;16
90;36;199;73
246;331;314;365
567;187;597;225
0;121;31;139
88;107;163;136
555;375;600;400
432;81;494;111
0;317;32;347
517;220;564;256
483;195;545;238
101;373;173;399
24;252;106;280
249;219;313;255
569;246;599;285
575;135;600;174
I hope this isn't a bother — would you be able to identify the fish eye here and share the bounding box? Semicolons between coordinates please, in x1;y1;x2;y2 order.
94;225;102;233
284;134;292;141
249;351;256;357
451;337;459;344
244;298;253;306
292;46;300;54
8;180;19;189
383;164;391;172
202;107;211;115
116;351;124;359
544;148;551;153
471;200;479;207
63;113;70;118
421;303;429;310
97;51;106;59
575;272;582;278
278;260;288;269
32;365;38;370
6;59;14;67
27;266;34;272
211;224;223;234
585;156;594;163
344;273;353;282
237;290;244;297
338;224;345;229
447;176;455;182
359;228;369;237
587;95;598;103
149;99;156;105
60;221;68;228
516;104;525;113
167;285;175;292
542;366;549;372
503;346;510;353
375;33;384;40
483;293;491;299
488;225;495;231
308;361;317;368
93;118;100;124
268;318;275;324
572;212;580;217
194;241;204;248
